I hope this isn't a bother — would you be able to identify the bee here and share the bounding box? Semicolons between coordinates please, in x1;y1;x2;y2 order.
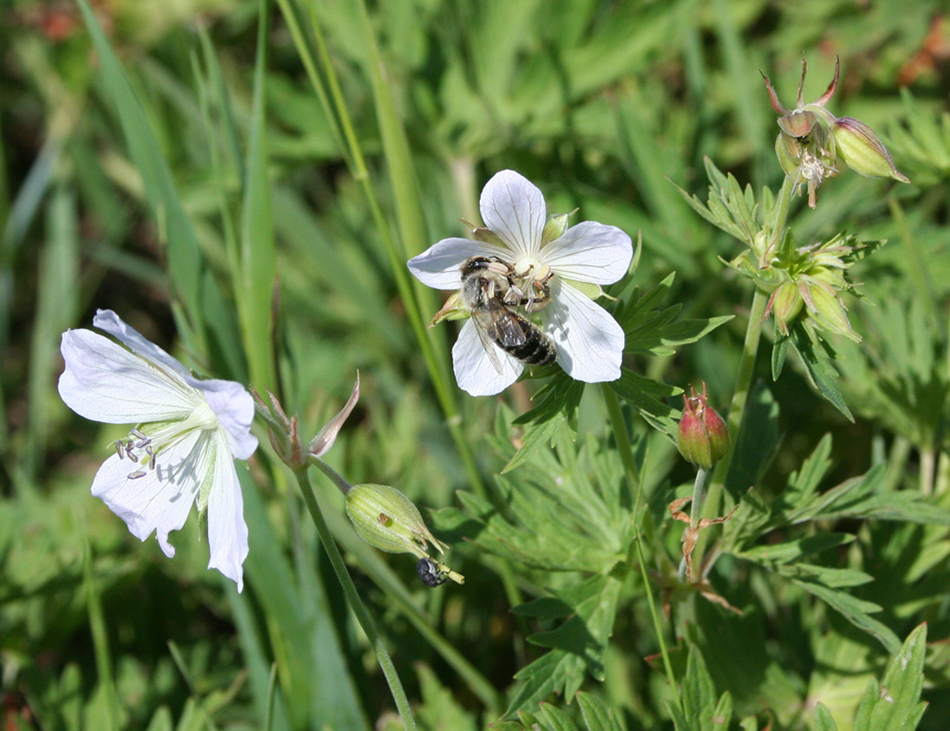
459;256;557;373
417;557;448;588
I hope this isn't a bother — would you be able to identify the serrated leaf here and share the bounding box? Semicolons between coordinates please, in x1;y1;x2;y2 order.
576;692;624;731
724;382;781;499
506;574;623;715
814;703;839;731
513;374;585;427
789;323;853;421
539;702;582;731
852;624;928;731
610;368;681;439
790;578;901;654
737;533;854;564
670;644;729;731
721;487;772;553
503;416;565;474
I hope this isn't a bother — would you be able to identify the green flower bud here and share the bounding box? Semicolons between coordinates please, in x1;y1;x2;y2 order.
804;282;860;342
770;281;804;336
676;384;730;471
345;483;448;557
541;212;571;245
832;117;910;183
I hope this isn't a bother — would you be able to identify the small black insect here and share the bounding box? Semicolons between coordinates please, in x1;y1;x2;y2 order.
417;557;448;588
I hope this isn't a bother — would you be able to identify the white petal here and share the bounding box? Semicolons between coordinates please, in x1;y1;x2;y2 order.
407;238;508;290
195;378;259;460
59;329;201;424
91;429;206;557
542;222;633;285
543;282;625;383
479;170;546;259
206;430;249;592
452;319;523;396
94;309;193;382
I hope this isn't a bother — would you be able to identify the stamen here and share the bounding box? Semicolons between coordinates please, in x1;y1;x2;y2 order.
116;441;125;459
131;428;146;440
149;452;157;470
127;470;147;480
127;452;139;463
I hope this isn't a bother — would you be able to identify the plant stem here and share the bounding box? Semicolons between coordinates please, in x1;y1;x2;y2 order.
678;467;709;581
601;385;681;712
293;466;418;731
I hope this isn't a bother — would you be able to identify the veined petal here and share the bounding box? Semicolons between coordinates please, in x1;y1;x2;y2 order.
479;170;546;259
60;329;201;424
94;309;193;382
542;282;625;383
542;222;633;285
408;238;508;290
91;428;206;557
206;430;249;592
452;319;523;396
196;379;258;460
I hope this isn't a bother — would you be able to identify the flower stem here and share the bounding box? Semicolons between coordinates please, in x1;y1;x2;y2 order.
601;385;680;711
309;455;354;496
293;466;418;731
678;467;710;581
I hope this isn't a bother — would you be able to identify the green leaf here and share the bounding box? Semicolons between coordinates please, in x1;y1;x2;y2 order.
236;0;278;392
539;702;582;731
506;574;624;715
852;623;928;731
789;578;901;654
576;692;624;731
76;0;243;378
789;322;853;421
671;157;760;247
670;644;731;731
724;382;781;499
513;375;585;427
814;703;839;731
502;416;565;473
737;533;855;565
610;368;682;439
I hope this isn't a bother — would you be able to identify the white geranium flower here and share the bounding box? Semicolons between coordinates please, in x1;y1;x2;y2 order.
408;169;633;396
58;310;258;591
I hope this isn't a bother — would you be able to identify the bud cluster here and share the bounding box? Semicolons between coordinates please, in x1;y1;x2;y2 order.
763;57;909;208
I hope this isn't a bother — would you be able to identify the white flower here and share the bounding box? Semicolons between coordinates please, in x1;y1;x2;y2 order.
408;170;633;396
58;309;258;591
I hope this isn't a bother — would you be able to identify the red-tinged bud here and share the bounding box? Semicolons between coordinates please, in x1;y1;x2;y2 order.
677;384;730;471
832;117;910;183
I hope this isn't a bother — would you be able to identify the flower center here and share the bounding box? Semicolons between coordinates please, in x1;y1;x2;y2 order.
510;257;554;313
116;400;219;481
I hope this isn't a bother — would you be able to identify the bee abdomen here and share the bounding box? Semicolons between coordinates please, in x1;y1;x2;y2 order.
505;320;557;365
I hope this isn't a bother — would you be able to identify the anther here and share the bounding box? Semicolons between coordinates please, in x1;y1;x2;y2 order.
116;441;125;459
127;470;147;480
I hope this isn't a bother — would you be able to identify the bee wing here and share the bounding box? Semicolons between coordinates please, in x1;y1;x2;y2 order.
470;310;507;374
488;302;527;349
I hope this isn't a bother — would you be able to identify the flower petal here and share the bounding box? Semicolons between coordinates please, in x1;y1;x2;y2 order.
93;309;193;382
452;319;523;396
196;378;259;460
206;430;249;592
59;329;200;424
479;170;546;259
91;429;205;557
407;238;507;290
542;282;625;383
542;221;633;285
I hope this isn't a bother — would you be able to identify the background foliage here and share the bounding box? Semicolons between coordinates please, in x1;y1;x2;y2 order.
1;0;949;729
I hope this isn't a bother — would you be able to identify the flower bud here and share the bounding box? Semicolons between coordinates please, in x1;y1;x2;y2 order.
345;483;448;557
677;384;730;471
541;212;571;245
771;281;804;336
804;282;860;342
832;117;910;183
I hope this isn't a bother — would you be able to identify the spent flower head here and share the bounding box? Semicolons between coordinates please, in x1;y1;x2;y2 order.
58;310;258;591
408;170;633;396
763;57;909;208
